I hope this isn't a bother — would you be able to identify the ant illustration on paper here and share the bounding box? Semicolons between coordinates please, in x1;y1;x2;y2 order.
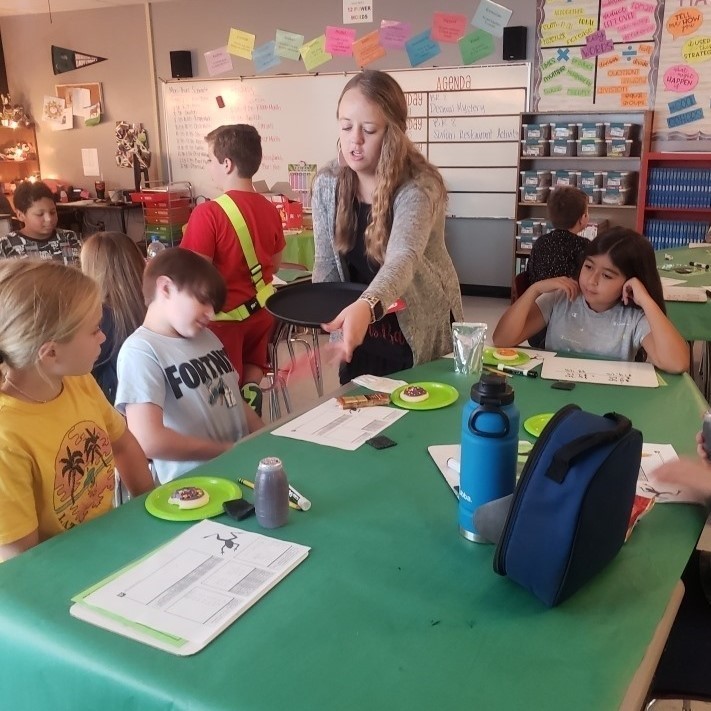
204;531;240;555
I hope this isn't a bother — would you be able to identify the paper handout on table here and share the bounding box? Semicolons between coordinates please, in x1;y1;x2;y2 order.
70;520;310;655
662;285;708;303
351;374;408;393
271;397;407;450
541;356;658;388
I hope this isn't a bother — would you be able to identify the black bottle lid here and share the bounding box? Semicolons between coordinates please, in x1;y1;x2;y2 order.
470;372;514;406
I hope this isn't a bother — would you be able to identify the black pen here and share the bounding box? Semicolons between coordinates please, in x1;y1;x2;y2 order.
497;364;538;378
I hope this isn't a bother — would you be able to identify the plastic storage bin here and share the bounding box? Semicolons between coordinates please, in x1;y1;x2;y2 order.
550;123;577;140
605;122;635;140
600;187;632;206
582;187;602;205
577;139;606;156
516;219;545;237
553;170;579;186
550;139;576;157
520;186;550;203
520;170;552;187
577;122;605;139
521;139;550;157
601;171;634;189
579;171;603;189
522;123;550;141
605;139;633;156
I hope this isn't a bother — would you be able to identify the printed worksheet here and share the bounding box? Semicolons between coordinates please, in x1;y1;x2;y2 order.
541;356;659;388
637;443;683;502
271;398;407;450
71;520;309;654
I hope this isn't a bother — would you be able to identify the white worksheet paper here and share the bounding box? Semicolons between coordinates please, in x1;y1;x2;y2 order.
271;397;407;450
78;520;309;646
430;443;683;503
541;356;659;388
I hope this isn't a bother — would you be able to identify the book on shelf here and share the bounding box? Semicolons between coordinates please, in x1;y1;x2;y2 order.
70;519;310;656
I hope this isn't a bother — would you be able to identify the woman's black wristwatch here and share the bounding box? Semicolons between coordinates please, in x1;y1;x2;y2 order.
359;294;385;323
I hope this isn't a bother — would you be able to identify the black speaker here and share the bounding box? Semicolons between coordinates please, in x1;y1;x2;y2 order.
503;26;527;61
170;50;193;79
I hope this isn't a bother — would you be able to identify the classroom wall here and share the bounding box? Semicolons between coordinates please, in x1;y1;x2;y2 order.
1;0;538;290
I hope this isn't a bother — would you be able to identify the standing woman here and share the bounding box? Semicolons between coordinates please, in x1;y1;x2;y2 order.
312;70;463;383
80;231;146;403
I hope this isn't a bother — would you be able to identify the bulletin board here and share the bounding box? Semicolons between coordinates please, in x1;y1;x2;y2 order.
533;0;664;110
162;63;530;219
653;5;711;143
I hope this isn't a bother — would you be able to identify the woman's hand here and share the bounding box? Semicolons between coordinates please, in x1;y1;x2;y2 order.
321;298;372;363
533;276;579;301
621;277;651;307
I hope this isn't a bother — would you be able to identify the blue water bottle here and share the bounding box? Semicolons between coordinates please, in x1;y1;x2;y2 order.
458;373;519;542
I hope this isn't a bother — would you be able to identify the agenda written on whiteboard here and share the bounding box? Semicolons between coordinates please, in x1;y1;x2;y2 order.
163;63;530;219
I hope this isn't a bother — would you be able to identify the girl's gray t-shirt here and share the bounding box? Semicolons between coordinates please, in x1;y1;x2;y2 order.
536;292;651;361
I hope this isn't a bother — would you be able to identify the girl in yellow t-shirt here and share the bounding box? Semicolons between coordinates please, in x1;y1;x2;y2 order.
0;260;154;561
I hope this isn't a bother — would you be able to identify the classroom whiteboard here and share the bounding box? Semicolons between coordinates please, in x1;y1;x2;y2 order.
162;63;530;219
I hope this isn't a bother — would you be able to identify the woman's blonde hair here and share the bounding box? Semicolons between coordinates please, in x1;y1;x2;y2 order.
334;70;447;264
80;231;146;360
0;260;101;371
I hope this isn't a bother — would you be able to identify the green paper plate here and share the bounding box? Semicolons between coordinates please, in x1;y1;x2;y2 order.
523;413;554;438
483;347;531;367
145;476;242;522
390;382;459;411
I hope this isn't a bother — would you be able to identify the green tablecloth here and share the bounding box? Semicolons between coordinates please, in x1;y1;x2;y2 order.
0;359;706;711
656;246;711;341
282;229;315;270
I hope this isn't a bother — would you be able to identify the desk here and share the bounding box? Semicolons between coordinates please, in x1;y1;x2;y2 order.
655;246;711;342
0;359;706;711
282;229;314;270
56;200;143;236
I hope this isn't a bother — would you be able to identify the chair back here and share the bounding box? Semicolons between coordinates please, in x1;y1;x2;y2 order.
512;271;530;303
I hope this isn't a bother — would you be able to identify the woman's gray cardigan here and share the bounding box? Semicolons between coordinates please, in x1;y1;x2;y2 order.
311;163;464;366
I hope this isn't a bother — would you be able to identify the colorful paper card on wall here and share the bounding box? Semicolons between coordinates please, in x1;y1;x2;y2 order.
379;20;411;49
343;0;373;25
325;26;357;56
253;41;282;73
431;13;468;43
459;29;495;64
300;36;332;72
227;28;256;59
352;31;386;67
205;47;233;77
471;0;512;39
275;30;305;61
405;29;442;67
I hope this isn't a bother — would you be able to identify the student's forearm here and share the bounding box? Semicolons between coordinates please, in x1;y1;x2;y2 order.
111;429;155;496
643;303;690;373
492;289;539;346
134;425;233;462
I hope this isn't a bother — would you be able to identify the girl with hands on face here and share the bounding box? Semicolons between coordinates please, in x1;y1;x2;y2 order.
493;227;689;373
312;70;463;384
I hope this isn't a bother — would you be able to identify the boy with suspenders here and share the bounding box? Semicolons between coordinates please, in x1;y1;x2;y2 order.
181;125;285;416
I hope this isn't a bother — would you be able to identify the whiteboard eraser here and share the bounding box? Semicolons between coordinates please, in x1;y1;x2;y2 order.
216;95;225;108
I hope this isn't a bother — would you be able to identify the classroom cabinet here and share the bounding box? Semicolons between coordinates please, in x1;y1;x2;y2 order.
636;152;711;249
512;109;652;285
0;124;40;208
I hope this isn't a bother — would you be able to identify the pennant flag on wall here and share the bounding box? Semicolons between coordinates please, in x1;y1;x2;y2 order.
52;46;107;75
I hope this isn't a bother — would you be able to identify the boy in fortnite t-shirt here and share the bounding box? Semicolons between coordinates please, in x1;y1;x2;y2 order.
115;248;262;484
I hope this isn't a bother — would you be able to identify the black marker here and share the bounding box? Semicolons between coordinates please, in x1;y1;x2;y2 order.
497;364;538;378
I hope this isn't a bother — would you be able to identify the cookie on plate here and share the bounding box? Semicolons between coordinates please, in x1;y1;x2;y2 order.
168;486;210;510
492;348;519;361
401;385;429;403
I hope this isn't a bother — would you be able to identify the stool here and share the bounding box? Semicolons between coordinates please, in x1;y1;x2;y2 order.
263;320;292;422
286;324;324;397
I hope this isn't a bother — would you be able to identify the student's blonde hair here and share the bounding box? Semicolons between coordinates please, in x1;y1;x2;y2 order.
81;231;146;360
0;260;101;371
334;70;447;264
